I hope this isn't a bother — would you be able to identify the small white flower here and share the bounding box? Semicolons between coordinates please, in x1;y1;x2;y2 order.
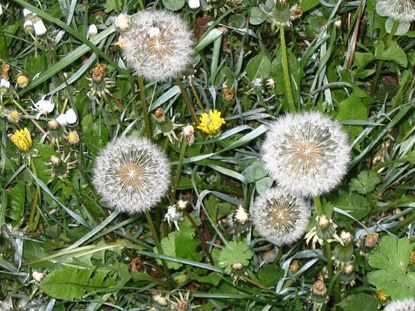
33;98;54;118
119;10;193;81
87;24;98;38
234;205;249;224
92;137;171;214
65;108;77;124
23;8;33;17
252;187;311;245
165;205;183;230
0;78;10;89
189;0;201;9
24;20;33;31
33;19;47;36
0;5;3;16
182;125;195;145
56;108;77;126
376;0;415;22
261;111;350;197
32;271;44;282
177;199;187;210
56;113;67;125
384;298;415;311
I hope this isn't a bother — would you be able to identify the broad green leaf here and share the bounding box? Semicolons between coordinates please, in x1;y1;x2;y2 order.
337;92;368;139
40;267;124;300
300;0;320;12
367;236;415;299
257;264;284;287
354;52;375;69
349;170;381;194
369;236;412;273
377;41;408;67
331;192;372;220
255;177;273;194
242;161;268;183
104;0;121;12
218;241;253;274
6;182;25;226
162;0;185;11
250;7;267;25
246;53;272;81
338;293;378;311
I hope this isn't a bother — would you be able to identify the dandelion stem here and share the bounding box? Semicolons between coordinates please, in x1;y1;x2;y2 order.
313;196;324;216
371;21;399;95
324;240;334;279
28;161;41;230
189;77;205;112
176;78;200;126
138;76;152;139
279;26;296;113
171;139;188;202
144;210;172;284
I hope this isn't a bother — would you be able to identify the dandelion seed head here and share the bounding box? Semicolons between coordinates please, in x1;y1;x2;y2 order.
376;0;415;22
252;188;310;245
92;137;171;214
261;111;350;197
384;298;415;311
118;10;193;81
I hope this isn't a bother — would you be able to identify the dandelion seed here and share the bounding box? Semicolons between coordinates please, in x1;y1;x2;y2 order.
384;298;415;311
197;110;225;135
252;187;310;245
117;10;193;81
376;0;415;22
261;111;350;197
10;128;32;152
92;137;171;214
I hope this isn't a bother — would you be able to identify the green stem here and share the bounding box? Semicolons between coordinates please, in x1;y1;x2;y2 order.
190;78;205;113
170;139;188;202
392;212;415;231
144;211;172;284
28;161;41;230
323;240;333;279
176;78;200;126
313;196;324;216
138;76;152;139
371;21;399;95
279;26;296;113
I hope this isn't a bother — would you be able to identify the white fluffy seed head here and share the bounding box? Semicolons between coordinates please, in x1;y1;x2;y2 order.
252;187;311;245
384;299;415;311
376;0;415;22
261;111;350;197
118;10;193;81
92;137;171;214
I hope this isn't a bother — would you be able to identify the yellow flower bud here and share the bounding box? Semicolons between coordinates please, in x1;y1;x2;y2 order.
67;131;79;144
10;128;32;152
16;75;29;88
8;110;21;123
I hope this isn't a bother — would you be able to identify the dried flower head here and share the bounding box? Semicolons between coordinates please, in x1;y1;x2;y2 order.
92;137;171;214
376;0;415;22
312;280;327;297
364;232;380;248
197;109;225;135
182;124;195;145
252;187;310;245
117;10;193;81
234;205;249;224
384;299;415;311
10;128;32;152
261;111;350;197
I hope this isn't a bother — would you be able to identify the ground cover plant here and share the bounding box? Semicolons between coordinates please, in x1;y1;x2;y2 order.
0;0;415;310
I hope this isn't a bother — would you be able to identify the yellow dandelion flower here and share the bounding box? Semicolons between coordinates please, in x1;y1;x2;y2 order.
10;128;32;152
197;110;225;135
67;131;80;144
